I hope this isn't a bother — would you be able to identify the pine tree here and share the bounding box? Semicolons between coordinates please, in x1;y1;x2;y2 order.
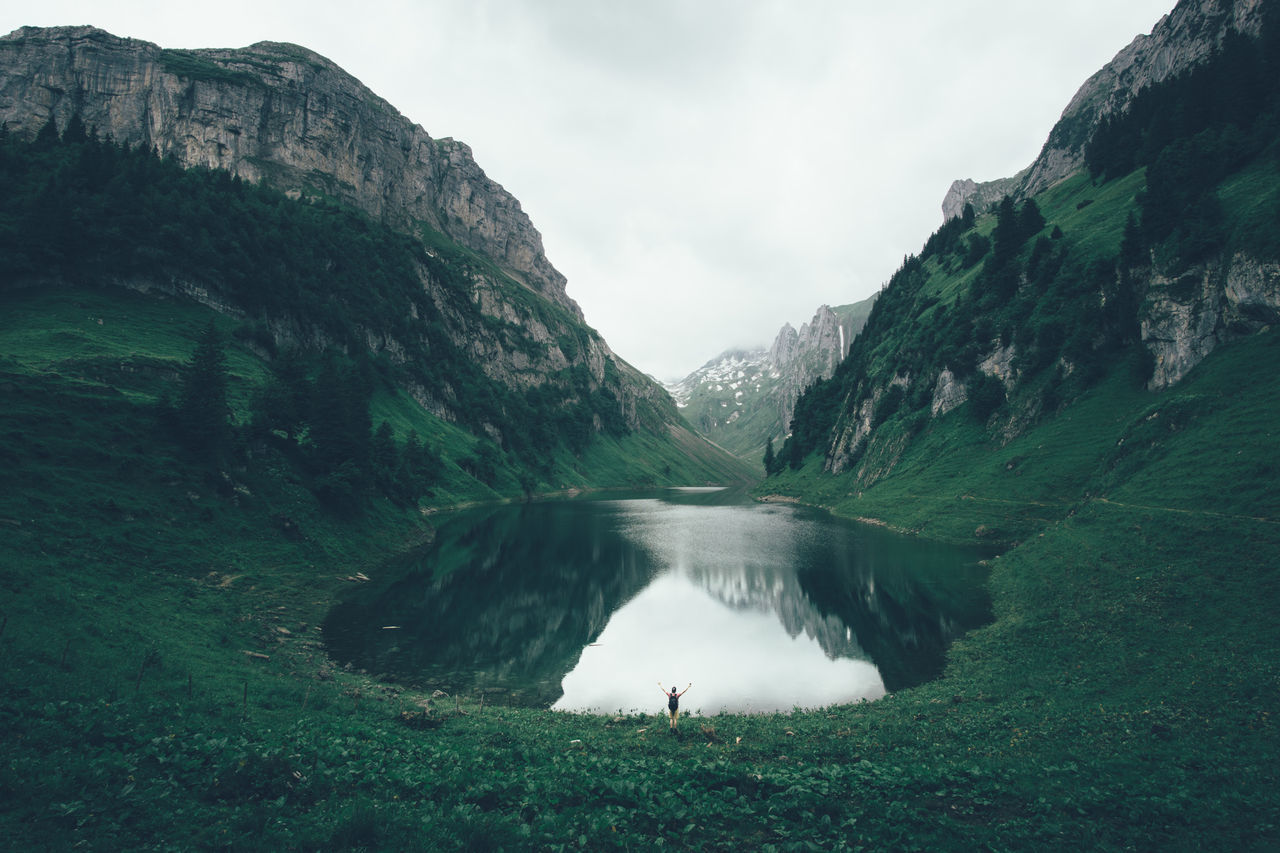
175;321;232;456
250;351;309;441
309;356;372;475
61;113;88;144
1018;199;1045;240
992;196;1020;265
1119;212;1147;269
33;116;59;149
371;420;398;489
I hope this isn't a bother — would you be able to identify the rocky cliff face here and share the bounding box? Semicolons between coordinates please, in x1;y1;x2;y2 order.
943;0;1266;218
0;25;702;445
1141;253;1280;389
769;303;862;430
0;26;577;318
940;173;1022;224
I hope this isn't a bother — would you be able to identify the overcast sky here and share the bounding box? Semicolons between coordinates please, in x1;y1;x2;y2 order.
8;1;1177;380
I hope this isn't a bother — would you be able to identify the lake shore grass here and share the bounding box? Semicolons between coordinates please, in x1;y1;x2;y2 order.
3;313;1279;849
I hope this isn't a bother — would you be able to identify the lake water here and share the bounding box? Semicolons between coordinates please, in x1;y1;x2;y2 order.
322;488;992;714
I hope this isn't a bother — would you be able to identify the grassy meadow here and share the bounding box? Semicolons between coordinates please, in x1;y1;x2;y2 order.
2;271;1278;850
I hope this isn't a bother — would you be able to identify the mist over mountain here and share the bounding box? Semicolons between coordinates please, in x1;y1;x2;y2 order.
665;299;873;466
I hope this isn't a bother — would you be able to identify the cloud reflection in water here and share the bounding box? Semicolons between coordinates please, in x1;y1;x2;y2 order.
323;489;990;711
554;571;885;714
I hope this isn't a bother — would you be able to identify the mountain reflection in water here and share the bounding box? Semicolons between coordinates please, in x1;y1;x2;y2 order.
322;488;992;712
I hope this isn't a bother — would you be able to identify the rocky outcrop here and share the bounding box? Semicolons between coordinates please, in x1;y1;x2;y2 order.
930;369;966;417
941;173;1023;221
827;396;875;476
1141;253;1280;389
778;305;850;376
943;0;1266;219
978;342;1019;389
769;304;858;426
0;25;578;319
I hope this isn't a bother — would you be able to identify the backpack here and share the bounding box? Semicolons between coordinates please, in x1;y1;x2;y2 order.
668;693;679;711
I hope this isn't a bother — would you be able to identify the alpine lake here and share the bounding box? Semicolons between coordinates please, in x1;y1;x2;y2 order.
323;488;994;715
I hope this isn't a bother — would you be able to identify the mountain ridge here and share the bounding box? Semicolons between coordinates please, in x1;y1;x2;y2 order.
777;0;1280;507
0;25;576;316
0;24;754;488
943;0;1267;219
0;21;747;484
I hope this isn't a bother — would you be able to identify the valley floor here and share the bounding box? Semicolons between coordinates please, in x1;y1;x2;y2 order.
2;333;1279;850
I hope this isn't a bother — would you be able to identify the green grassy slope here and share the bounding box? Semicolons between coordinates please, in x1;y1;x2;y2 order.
2;317;1276;849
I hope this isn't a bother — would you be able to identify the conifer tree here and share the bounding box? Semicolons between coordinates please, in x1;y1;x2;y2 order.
371;420;398;488
175;321;232;457
309;355;373;475
250;351;309;441
1018;199;1045;240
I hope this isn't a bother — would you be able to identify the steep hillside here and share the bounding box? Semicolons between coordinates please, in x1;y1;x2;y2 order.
776;2;1280;496
945;0;1269;216
0;26;752;494
667;299;873;466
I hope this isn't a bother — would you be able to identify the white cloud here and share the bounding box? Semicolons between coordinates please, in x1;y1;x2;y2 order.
7;0;1177;380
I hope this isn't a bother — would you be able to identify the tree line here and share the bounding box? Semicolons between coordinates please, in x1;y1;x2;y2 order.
0;117;632;501
1086;8;1280;265
163;321;445;513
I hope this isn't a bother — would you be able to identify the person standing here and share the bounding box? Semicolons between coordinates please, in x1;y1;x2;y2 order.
659;682;692;732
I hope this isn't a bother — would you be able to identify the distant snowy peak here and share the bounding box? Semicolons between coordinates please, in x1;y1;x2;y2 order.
670;301;865;402
665;296;875;464
665;349;771;408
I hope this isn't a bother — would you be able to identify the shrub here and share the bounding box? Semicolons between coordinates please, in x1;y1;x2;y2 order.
968;373;1005;422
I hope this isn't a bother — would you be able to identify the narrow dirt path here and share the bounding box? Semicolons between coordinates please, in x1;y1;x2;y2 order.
961;492;1280;526
1094;496;1280;526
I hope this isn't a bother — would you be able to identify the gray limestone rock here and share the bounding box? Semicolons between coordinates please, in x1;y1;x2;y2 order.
1142;254;1280;389
0;25;578;319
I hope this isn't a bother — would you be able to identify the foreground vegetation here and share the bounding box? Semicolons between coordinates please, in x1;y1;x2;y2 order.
2;282;1277;849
